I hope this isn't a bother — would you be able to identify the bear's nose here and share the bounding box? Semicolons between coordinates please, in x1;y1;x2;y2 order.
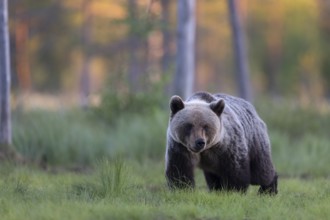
194;139;206;151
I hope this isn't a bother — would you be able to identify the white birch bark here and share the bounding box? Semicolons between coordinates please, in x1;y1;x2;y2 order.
0;0;12;146
174;0;196;99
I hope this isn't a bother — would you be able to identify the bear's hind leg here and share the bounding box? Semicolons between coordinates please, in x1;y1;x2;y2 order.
250;147;278;195
204;171;250;192
258;173;278;195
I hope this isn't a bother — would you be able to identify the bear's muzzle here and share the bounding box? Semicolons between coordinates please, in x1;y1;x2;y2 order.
191;138;206;153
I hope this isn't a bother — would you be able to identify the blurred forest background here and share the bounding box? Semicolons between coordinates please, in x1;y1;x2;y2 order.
1;0;330;170
1;1;330;218
7;0;330;108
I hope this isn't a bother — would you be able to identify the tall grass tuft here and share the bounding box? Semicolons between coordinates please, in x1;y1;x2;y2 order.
97;158;127;197
70;158;128;200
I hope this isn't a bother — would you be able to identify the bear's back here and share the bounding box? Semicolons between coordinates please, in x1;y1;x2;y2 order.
214;93;258;119
187;92;258;119
187;92;216;103
215;93;269;158
216;93;265;130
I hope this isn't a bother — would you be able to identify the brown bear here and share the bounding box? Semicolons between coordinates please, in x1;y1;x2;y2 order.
165;92;278;194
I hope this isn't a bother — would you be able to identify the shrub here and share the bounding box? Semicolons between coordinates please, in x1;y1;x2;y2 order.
94;73;168;124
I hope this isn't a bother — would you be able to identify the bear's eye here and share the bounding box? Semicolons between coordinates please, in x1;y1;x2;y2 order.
184;123;193;134
203;125;209;132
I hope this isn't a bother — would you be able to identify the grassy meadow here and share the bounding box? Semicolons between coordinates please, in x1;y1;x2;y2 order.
1;100;330;219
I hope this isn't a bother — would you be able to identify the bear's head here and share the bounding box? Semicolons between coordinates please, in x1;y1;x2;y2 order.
168;95;225;153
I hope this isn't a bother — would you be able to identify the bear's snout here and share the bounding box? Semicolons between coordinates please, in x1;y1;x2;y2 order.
193;138;206;152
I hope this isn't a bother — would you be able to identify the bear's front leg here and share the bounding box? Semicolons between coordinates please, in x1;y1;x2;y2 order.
203;171;225;191
165;142;195;189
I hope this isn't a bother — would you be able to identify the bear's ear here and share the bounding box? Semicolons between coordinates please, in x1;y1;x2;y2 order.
210;99;225;116
170;95;185;115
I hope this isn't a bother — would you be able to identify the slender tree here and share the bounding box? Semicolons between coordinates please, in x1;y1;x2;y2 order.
0;0;14;158
318;0;330;100
80;0;92;108
227;0;252;102
173;0;196;99
161;0;171;73
15;3;31;92
127;0;140;92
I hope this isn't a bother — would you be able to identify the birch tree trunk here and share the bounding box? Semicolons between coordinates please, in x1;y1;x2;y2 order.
173;0;196;99
0;0;13;155
227;0;253;102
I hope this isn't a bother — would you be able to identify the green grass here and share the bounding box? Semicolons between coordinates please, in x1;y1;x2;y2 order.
4;100;330;219
0;160;329;220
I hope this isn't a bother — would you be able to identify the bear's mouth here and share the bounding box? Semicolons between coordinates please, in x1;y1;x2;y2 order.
189;148;202;153
187;145;205;153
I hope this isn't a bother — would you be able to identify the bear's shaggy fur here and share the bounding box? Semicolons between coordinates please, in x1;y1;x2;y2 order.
165;92;278;194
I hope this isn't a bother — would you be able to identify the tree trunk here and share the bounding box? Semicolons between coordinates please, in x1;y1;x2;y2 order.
318;0;330;100
80;0;92;108
262;1;283;98
15;4;31;92
0;0;16;159
227;0;253;102
161;0;171;73
173;0;196;99
127;0;140;92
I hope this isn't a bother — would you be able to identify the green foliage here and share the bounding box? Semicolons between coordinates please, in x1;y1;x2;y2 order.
106;109;167;161
12;110;111;166
96;89;165;124
258;101;330;138
256;100;330;177
95;72;168;123
270;132;330;177
12;99;330;178
93;71;169;160
12;107;168;165
247;0;322;96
